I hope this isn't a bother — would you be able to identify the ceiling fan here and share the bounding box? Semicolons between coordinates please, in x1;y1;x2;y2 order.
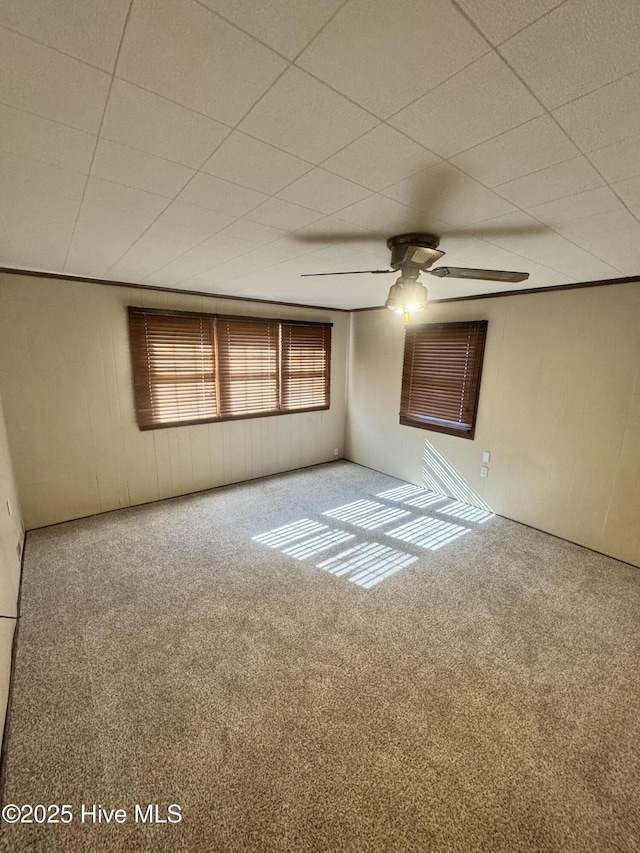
301;233;529;320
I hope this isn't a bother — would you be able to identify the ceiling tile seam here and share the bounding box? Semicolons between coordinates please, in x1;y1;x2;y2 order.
283;66;387;125
271;166;377;211
492;26;640;131
63;0;137;273
438;111;554;163
0;22;115;75
380;47;498;126
288;0;352;64
111;74;235;129
490;153;593;191
313;124;445;190
145;207;324;284
100;57;304;278
588;129;640;160
548;65;640;118
484;0;571;50
504;204;627;277
175;238;332;289
579;153;640;230
190;0;294;65
94;132;213;177
469;28;640;236
0;98;99;157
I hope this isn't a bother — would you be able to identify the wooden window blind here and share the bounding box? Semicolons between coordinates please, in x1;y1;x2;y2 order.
216;317;279;418
400;320;487;439
129;310;217;429
281;323;331;412
128;307;331;430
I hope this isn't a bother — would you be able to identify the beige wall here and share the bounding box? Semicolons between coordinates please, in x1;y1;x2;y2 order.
345;283;640;567
0;273;348;529
0;388;22;739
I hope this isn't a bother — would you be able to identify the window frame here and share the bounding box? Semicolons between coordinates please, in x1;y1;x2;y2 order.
128;306;331;431
399;320;488;440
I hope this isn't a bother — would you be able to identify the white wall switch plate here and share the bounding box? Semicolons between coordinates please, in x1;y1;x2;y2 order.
480;466;489;478
482;451;491;463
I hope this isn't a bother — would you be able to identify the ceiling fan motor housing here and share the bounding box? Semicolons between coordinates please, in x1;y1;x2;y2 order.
387;233;445;271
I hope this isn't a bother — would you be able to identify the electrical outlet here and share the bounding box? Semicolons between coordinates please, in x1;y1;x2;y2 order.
480;466;489;478
482;451;490;464
333;447;340;457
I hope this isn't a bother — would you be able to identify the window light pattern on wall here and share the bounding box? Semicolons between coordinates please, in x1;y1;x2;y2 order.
323;499;410;530
386;517;469;550
316;543;418;589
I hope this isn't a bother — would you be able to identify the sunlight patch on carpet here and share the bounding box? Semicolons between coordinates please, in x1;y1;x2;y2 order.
253;519;327;548
323;499;410;529
316;542;418;588
386;517;470;550
281;529;355;559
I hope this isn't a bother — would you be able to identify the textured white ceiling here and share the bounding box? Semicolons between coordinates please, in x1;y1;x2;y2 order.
0;0;639;309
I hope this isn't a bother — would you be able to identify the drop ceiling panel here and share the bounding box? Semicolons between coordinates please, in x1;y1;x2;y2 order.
243;198;324;231
465;211;623;279
91;139;195;198
382;162;517;227
321;125;437;192
1;0;639;307
297;0;489;119
553;70;640;153
500;0;640;110
175;173;267;217
277;169;372;214
451;116;579;187
0;103;96;173
83;177;169;219
494;157;605;208
219;219;287;246
238;67;378;163
456;0;565;46
154;201;235;238
0;151;87;203
116;0;287;125
549;209;640;275
389;52;544;158
334;194;431;236
0;26;110;133
0;0;130;72
526;187;624;230
143;233;250;284
199;0;345;60
101;80;231;169
66;204;156;277
589;137;640;184
202;133;312;194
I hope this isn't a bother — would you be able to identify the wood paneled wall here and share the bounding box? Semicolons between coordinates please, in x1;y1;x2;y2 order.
346;283;640;567
0;274;348;529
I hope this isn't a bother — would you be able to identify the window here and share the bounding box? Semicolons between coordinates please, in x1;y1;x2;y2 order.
128;307;331;430
400;320;487;439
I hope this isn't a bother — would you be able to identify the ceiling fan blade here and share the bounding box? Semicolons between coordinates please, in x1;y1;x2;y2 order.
429;267;529;283
301;269;393;277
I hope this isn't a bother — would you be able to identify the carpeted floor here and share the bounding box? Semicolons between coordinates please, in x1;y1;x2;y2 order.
1;460;639;852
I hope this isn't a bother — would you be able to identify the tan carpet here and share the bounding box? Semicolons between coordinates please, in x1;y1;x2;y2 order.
1;461;639;852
